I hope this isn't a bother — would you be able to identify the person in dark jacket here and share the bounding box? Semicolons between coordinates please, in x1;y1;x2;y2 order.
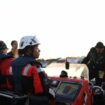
0;40;14;90
82;41;105;86
9;35;55;105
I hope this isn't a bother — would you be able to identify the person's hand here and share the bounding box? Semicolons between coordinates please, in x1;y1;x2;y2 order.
49;88;56;105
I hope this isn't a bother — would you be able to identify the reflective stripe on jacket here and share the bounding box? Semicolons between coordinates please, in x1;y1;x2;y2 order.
9;56;47;95
21;64;44;94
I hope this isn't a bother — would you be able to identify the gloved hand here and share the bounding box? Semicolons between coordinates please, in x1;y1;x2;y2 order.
49;88;56;105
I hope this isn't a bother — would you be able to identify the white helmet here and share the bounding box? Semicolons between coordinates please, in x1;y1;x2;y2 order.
19;35;40;49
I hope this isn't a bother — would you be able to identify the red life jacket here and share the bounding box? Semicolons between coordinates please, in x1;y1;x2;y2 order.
0;54;14;90
9;56;48;95
21;64;44;94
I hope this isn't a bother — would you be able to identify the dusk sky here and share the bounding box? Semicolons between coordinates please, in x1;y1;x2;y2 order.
0;0;105;58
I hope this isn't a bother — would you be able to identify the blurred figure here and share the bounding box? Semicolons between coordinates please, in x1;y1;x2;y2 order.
8;40;18;58
0;40;14;90
82;42;105;86
92;86;105;105
60;70;68;78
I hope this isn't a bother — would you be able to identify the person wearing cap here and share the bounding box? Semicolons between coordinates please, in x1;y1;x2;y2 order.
0;40;14;90
8;36;55;105
82;41;105;86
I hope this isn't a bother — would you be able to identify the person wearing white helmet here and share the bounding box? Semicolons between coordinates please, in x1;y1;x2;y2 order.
8;35;55;105
19;36;40;49
18;36;40;57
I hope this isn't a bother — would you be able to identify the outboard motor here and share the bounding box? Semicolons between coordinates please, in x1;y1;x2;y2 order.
92;86;105;105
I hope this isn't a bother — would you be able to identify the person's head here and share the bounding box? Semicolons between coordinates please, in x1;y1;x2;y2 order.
60;70;68;77
11;40;18;49
19;35;40;58
0;40;8;54
95;42;104;54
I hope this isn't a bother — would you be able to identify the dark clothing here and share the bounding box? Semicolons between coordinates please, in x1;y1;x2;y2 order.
82;47;105;85
10;56;49;96
7;49;18;58
9;56;50;105
7;51;14;57
0;53;12;60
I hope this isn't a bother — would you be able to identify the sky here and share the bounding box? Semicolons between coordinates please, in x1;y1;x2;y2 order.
0;0;105;58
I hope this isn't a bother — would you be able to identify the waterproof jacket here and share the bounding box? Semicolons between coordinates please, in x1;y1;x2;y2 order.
0;53;14;90
9;56;49;96
82;47;105;71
